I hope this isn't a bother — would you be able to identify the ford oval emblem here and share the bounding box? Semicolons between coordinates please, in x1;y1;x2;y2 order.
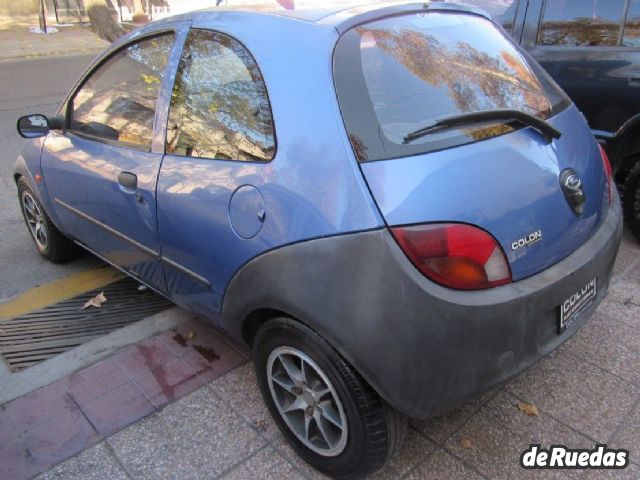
559;168;586;216
564;174;582;191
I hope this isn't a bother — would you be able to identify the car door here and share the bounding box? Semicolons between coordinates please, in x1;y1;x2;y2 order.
522;0;640;135
156;28;276;319
41;23;189;292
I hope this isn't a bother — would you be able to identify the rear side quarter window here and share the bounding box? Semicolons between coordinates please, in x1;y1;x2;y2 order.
166;29;275;162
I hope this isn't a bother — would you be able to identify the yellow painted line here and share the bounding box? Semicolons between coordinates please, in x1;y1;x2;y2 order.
0;266;125;320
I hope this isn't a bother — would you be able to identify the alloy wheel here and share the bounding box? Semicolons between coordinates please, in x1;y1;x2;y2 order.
21;191;48;251
267;346;348;457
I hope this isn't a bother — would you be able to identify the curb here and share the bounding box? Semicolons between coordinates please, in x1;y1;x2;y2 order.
0;48;104;61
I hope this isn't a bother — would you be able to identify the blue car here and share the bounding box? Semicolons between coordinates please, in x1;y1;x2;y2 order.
14;2;623;478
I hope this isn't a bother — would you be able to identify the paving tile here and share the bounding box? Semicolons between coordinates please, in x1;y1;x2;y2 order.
36;442;129;480
159;319;248;383
4;381;77;436
105;412;169;475
610;400;640;466
607;277;640;303
0;437;40;480
562;312;640;385
0;405;17;444
446;391;592;480
113;336;177;380
134;357;204;408
81;382;155;437
405;448;485;480
210;362;278;439
182;338;247;384
371;428;436;480
579;461;639;480
160;318;226;358
598;280;640;329
220;446;302;480
612;233;640;276
411;390;497;444
108;387;265;479
506;350;639;440
272;422;435;479
271;431;329;480
63;359;130;406
622;258;640;283
24;407;98;471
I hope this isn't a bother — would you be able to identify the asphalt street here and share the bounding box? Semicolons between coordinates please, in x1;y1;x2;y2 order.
0;54;103;303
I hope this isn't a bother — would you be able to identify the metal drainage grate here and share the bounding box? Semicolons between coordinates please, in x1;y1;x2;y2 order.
0;277;173;371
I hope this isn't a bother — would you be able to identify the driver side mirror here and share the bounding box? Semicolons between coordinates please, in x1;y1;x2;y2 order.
17;114;63;138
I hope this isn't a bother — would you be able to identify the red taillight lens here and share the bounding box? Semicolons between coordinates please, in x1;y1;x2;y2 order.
390;223;512;290
598;143;613;205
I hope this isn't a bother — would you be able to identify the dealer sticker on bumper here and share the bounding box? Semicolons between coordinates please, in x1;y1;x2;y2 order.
559;278;597;333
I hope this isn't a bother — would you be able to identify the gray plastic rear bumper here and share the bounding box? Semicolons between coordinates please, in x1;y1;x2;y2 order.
222;197;623;418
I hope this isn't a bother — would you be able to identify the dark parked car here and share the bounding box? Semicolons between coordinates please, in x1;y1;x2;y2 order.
456;0;640;239
15;2;622;478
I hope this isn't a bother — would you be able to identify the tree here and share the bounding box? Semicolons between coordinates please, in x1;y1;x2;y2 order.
131;0;148;23
85;0;124;42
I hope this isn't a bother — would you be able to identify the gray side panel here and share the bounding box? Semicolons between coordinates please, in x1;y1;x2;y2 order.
221;200;622;418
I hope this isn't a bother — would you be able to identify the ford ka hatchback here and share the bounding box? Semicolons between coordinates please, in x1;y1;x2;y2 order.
14;3;623;478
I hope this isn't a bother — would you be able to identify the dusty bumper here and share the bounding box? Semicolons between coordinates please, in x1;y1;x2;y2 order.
222;197;623;419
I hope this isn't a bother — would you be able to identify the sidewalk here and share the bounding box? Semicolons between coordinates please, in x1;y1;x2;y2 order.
0;229;638;479
0;23;109;61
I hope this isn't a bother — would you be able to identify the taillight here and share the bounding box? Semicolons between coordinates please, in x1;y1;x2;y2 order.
598;143;613;205
390;223;512;290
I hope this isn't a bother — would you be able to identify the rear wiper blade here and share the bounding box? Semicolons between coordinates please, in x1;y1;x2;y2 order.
402;109;562;145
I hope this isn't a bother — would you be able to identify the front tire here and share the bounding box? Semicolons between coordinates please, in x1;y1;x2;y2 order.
18;178;78;263
623;159;640;242
254;317;405;479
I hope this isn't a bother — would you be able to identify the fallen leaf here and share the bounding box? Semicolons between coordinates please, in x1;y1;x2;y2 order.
460;437;472;449
252;419;268;432
82;292;107;309
517;401;539;417
186;330;196;340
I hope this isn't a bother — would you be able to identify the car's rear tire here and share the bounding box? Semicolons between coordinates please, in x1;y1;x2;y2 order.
623;158;640;243
253;317;405;479
18;178;78;263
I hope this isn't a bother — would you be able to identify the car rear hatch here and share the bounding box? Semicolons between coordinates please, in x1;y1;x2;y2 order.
333;8;611;283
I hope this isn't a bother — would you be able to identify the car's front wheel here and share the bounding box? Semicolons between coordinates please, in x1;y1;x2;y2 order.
18;178;78;263
254;317;405;479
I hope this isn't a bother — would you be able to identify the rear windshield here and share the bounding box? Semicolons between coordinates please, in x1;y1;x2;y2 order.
333;11;570;162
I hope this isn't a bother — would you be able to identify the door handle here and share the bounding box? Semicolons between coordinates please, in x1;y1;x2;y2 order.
118;171;138;192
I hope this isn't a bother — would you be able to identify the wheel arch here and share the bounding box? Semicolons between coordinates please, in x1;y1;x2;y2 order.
240;307;296;348
607;114;640;176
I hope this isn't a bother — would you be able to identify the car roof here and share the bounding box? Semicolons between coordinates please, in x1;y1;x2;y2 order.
147;1;491;34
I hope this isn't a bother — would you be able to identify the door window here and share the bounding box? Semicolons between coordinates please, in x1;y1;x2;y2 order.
166;29;275;162
446;0;520;31
538;0;625;46
624;0;640;46
69;33;175;149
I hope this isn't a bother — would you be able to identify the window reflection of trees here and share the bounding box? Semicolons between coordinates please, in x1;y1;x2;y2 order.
71;34;174;148
540;19;621;46
360;25;551;142
538;0;625;46
624;0;640;46
166;30;275;162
